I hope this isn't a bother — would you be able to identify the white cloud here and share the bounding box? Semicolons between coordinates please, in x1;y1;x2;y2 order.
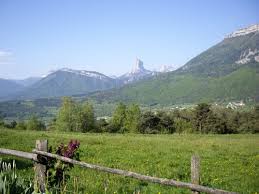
0;50;11;57
0;50;14;65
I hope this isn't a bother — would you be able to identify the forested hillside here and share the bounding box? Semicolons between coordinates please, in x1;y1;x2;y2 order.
89;30;259;105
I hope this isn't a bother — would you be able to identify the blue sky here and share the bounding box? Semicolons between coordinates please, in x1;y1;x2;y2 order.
0;0;258;79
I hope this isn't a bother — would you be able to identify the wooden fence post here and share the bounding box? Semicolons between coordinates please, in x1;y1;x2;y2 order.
34;140;48;193
191;155;200;194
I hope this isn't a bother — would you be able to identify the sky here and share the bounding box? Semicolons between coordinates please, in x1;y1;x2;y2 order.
0;0;258;79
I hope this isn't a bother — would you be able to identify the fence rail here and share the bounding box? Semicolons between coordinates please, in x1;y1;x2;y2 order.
0;140;238;194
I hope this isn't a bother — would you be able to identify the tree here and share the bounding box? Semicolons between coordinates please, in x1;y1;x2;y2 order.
96;118;108;132
157;111;175;133
0;119;4;127
55;98;97;132
174;118;194;133
9;120;17;128
124;104;141;133
27;115;46;131
139;111;161;134
251;105;259;133
193;103;213;133
255;105;259;118
109;103;126;133
3;120;17;129
0;112;4;127
78;102;95;132
55;97;76;131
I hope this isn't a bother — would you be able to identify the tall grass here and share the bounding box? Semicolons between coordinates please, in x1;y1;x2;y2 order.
0;128;258;193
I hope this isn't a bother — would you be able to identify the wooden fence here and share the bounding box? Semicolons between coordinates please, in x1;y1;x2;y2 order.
0;140;238;194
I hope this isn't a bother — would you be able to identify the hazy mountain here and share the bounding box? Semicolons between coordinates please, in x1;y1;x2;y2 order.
12;68;118;99
90;24;259;105
13;77;41;87
119;58;153;84
0;78;24;97
1;59;157;100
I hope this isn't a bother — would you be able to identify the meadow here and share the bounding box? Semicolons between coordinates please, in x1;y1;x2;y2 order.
0;128;258;194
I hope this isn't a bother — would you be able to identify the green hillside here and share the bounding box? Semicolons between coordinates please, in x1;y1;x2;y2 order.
14;70;118;99
179;32;259;77
90;66;259;105
89;31;259;105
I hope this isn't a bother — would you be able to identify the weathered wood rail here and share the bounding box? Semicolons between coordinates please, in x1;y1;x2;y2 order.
0;140;238;194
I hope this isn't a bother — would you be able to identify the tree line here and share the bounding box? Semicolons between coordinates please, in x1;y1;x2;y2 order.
1;97;258;134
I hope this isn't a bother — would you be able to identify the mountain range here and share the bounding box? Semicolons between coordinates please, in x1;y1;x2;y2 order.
0;78;25;97
89;24;259;105
0;24;259;105
0;59;175;100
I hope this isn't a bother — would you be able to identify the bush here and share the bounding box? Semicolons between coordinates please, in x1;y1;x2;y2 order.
15;121;27;130
26;115;46;131
3;120;17;129
95;118;109;132
174;118;194;133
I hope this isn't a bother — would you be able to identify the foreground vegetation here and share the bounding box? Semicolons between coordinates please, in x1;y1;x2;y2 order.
0;129;259;193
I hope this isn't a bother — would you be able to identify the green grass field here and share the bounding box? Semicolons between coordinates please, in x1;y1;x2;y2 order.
0;128;258;194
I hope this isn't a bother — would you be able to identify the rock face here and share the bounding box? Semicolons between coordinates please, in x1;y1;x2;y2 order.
225;24;259;39
119;58;153;84
235;48;259;64
131;58;145;74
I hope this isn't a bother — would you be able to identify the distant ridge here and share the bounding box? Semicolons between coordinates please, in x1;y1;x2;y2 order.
0;78;24;98
0;60;179;100
9;68;119;99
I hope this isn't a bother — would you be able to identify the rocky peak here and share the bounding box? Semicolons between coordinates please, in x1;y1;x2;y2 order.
119;58;153;84
131;58;147;74
225;24;259;39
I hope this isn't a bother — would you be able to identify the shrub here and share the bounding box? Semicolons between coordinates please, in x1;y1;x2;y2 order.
46;140;80;189
15;121;27;130
3;120;17;129
26;115;46;131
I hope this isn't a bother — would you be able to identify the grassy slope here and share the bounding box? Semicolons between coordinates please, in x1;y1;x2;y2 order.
180;32;259;77
0;129;258;193
91;66;259;105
